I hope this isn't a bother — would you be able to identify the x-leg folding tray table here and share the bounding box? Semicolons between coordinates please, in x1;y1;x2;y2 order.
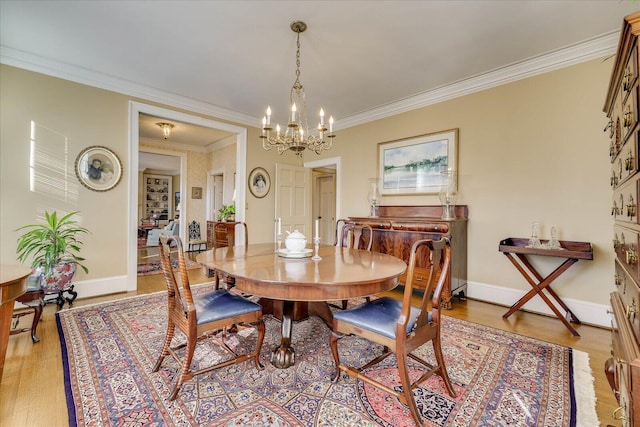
498;237;593;337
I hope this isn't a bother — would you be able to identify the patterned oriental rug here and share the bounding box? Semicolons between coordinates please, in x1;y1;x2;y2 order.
56;286;598;427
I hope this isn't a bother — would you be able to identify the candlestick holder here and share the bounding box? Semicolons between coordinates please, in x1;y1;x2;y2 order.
276;233;282;251
312;236;322;261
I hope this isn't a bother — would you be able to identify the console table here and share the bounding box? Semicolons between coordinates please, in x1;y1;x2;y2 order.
0;265;31;380
348;205;467;309
498;237;593;337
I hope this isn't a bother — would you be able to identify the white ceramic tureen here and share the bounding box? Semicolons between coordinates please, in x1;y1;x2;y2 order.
285;230;307;253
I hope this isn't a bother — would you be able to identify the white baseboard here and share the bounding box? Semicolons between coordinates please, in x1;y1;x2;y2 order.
71;275;128;299
14;275;611;328
14;275;128;310
465;280;610;328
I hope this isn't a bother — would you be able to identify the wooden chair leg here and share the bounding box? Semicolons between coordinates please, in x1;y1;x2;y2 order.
169;337;197;401
432;333;456;397
397;351;424;427
152;322;175;372
329;331;342;382
253;320;266;370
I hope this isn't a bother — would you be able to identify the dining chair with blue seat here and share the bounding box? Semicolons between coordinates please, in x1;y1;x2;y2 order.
152;235;265;401
329;238;456;427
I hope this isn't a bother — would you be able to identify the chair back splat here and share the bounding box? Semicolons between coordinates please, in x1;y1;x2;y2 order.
329;238;455;427
335;221;373;309
337;222;373;251
187;220;207;252
152;235;265;401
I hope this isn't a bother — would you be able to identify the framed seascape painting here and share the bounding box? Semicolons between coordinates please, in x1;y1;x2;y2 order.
75;146;123;192
378;129;458;195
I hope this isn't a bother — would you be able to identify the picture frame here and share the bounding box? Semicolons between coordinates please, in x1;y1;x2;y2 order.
378;129;458;195
74;145;123;192
248;167;270;198
174;192;180;211
191;187;202;199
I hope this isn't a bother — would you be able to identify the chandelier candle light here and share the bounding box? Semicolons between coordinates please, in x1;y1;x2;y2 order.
260;21;335;157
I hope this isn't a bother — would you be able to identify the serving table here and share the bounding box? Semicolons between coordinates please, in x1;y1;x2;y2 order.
0;265;31;380
197;243;406;369
498;237;593;337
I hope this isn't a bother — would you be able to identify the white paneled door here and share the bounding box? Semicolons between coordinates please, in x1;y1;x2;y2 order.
317;174;335;243
275;163;312;238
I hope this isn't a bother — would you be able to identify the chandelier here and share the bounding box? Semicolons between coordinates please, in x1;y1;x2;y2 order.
260;21;335;157
156;122;174;140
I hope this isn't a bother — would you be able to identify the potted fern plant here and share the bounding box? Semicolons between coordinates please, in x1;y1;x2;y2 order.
15;211;90;307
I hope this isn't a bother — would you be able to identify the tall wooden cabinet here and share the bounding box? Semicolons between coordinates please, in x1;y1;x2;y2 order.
348;205;467;309
144;174;172;223
604;11;640;427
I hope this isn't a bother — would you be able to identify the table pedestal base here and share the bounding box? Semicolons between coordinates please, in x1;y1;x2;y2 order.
260;299;334;369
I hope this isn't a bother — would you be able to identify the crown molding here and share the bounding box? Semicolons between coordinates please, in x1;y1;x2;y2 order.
1;32;619;132
0;46;257;128
337;32;619;129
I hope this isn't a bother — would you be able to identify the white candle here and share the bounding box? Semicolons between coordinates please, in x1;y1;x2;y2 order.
329;116;334;134
291;103;297;122
315;219;320;238
266;106;271;125
277;218;281;235
320;108;325;126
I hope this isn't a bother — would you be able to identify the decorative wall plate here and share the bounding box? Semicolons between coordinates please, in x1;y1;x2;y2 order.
75;146;123;192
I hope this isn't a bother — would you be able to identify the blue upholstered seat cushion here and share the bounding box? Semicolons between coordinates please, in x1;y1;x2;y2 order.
333;297;421;339
192;289;261;325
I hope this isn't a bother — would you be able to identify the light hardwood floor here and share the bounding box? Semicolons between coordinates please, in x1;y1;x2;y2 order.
1;256;619;426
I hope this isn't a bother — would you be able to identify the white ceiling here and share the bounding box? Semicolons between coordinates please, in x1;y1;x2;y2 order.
1;1;638;136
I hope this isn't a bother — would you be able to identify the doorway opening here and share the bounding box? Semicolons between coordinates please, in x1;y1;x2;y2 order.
128;101;248;292
304;157;341;245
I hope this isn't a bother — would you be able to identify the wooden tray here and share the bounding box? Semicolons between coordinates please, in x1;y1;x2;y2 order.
498;237;593;260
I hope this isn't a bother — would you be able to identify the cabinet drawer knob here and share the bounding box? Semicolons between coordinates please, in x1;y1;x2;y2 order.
626;194;636;217
626;244;637;265
626;300;637;320
625;151;634;171
613;405;628;421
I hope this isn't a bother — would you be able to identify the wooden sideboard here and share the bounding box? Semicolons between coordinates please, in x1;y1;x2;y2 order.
603;12;640;427
348;205;467;309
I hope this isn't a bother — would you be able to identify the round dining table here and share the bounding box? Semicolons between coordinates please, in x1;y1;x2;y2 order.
196;243;407;369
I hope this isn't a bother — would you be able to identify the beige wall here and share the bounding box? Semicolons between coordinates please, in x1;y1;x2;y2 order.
316;57;613;314
1;65;130;280
0;57;615;324
208;139;237;211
